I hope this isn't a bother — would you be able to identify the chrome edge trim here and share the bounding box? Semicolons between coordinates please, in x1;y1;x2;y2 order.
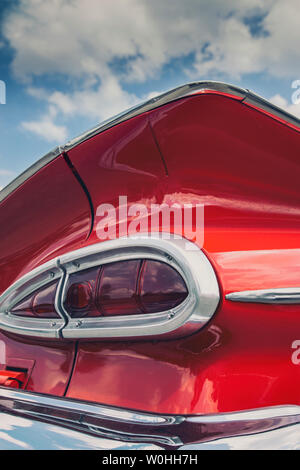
0;234;220;339
0;387;183;447
0;410;164;450
186;405;300;423
0;387;177;425
243;87;300;128
2;80;300;204
226;287;300;304
179;424;300;450
1;388;300;450
61;81;245;153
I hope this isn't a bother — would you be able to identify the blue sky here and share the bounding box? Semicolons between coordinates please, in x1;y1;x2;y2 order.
0;0;300;189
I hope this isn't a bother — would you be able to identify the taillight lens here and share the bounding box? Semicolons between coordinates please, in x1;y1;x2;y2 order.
64;259;188;318
98;260;141;316
11;281;60;319
140;260;188;313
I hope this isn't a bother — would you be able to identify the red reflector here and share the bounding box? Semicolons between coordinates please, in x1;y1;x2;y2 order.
66;282;92;311
64;266;99;318
0;370;26;389
11;281;60;319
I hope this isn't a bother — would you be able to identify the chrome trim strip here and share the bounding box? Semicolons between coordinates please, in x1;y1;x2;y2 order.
0;388;176;425
186;405;300;423
226;287;300;304
0;315;65;339
242;88;300;127
2;80;300;204
0;388;183;447
179;424;300;450
0;411;164;450
61;81;245;153
0;234;220;339
1;388;300;450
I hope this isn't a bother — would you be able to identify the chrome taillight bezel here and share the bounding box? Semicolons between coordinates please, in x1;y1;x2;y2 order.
0;235;220;340
0;260;66;338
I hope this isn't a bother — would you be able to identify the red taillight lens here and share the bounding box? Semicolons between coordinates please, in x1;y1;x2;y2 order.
64;259;188;318
98;260;142;316
11;281;60;319
140;260;188;313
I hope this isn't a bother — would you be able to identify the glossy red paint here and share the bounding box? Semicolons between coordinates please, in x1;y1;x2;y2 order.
2;91;300;414
0;155;91;295
0;155;91;394
66;93;300;414
66;113;167;245
210;248;300;294
66;292;300;414
149;93;300;252
0;330;76;396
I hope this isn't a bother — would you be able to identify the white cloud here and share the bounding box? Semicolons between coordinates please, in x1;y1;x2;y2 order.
47;72;139;120
21;106;67;143
4;0;300;141
21;71;140;142
190;0;300;79
3;0;294;83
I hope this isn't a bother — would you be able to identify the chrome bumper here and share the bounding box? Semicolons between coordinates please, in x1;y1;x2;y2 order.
0;387;299;450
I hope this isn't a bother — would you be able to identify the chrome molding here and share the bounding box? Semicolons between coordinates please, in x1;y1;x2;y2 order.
0;411;164;450
179;425;300;450
186;405;300;423
0;388;182;448
0;387;179;425
0;234;220;339
1;387;300;450
226;287;300;304
1;80;300;204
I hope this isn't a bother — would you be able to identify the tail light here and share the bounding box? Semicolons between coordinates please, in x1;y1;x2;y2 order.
11;281;59;319
64;260;188;318
140;260;188;313
0;236;220;339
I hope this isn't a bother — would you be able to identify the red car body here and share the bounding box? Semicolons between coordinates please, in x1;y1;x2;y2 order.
1;81;300;449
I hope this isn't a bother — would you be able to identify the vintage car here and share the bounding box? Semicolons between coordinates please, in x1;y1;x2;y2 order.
0;81;300;450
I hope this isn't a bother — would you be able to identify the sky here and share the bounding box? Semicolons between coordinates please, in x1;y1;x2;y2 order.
1;0;300;190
